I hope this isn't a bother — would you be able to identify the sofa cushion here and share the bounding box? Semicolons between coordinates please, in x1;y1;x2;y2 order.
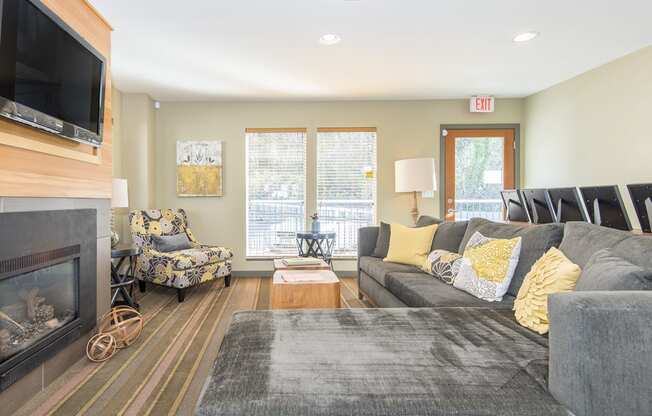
385;271;515;308
372;217;443;258
384;223;438;267
415;215;442;227
459;218;564;297
559;221;652;270
151;233;192;252
422;249;463;284
431;220;468;253
358;256;419;287
454;232;522;302
514;247;581;335
575;248;652;291
372;222;391;258
167;246;233;270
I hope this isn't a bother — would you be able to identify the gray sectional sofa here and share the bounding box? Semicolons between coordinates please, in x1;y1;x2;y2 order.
357;217;564;308
197;217;652;416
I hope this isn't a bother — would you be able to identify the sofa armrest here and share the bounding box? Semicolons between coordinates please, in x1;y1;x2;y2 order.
357;226;379;259
548;291;652;416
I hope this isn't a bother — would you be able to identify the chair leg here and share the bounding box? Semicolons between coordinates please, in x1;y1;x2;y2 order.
224;274;231;287
177;288;186;303
138;280;146;293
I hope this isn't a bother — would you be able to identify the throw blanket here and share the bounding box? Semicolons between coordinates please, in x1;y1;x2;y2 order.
197;308;566;416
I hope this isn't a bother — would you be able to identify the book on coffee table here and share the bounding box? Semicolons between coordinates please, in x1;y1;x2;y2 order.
282;258;321;266
273;258;330;270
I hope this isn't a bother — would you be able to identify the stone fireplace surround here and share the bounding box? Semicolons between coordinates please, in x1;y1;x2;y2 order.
0;197;110;414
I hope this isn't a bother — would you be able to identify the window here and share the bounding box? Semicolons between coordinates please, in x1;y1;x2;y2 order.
246;128;306;257
317;128;377;256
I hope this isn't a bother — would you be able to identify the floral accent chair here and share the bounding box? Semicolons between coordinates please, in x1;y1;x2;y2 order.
129;209;233;302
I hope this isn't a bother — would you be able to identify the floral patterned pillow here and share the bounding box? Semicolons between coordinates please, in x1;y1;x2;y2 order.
453;231;522;302
422;249;463;285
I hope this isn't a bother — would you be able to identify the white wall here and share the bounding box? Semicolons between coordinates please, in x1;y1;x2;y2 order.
524;46;652;228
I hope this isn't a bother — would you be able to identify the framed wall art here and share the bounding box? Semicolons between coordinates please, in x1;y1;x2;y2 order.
176;141;223;197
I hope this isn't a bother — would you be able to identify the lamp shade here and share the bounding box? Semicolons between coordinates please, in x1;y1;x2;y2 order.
111;178;129;208
395;158;437;192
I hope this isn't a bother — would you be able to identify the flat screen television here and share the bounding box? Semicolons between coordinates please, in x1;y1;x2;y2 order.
0;0;106;146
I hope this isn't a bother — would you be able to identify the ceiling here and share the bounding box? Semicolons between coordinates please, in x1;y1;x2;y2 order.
90;0;652;101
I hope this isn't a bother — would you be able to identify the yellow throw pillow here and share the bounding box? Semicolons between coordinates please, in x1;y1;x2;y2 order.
384;223;438;267
514;247;581;335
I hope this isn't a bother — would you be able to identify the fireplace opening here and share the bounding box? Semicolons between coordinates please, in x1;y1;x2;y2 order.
0;244;82;385
0;210;96;392
0;258;79;364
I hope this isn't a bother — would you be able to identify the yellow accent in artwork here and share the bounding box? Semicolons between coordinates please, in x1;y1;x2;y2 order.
176;165;223;197
464;238;520;283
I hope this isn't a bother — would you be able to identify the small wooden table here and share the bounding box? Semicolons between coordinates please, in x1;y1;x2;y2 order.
271;270;341;310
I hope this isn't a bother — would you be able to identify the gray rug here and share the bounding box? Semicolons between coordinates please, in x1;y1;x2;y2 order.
197;308;567;416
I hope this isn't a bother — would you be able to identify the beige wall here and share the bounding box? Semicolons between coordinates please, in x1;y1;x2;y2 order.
112;88;124;178
111;88;127;242
524;46;652;228
112;89;157;243
151;99;523;272
121;93;156;210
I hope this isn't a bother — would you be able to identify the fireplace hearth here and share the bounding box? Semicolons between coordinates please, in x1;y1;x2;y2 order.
0;210;96;391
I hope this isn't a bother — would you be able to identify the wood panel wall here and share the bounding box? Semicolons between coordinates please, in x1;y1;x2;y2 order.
0;0;113;199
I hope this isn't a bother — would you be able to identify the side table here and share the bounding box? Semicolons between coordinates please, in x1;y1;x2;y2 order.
295;232;336;265
111;246;142;310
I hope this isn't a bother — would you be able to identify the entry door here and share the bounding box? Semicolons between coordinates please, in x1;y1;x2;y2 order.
444;129;515;221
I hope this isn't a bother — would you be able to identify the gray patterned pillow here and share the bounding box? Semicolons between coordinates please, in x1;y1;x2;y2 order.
422;249;463;285
151;233;192;252
453;231;522;302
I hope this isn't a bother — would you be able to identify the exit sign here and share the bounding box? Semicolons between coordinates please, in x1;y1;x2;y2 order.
470;96;495;113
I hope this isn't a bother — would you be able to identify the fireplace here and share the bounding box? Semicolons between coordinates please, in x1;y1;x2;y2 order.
0;210;96;391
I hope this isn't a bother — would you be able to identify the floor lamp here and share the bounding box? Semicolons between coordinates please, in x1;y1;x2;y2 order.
395;158;437;225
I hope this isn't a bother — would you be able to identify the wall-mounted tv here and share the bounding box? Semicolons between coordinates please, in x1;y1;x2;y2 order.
0;0;106;147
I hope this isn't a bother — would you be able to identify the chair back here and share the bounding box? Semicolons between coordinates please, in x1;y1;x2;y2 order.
129;209;190;249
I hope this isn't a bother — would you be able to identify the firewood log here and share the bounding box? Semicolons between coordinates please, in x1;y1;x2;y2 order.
0;311;24;332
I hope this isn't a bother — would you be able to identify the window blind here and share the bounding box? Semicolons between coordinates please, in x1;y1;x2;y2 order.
246;129;306;256
316;128;377;256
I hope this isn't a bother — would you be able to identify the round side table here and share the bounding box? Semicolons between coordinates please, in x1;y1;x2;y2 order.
295;232;336;265
111;246;142;310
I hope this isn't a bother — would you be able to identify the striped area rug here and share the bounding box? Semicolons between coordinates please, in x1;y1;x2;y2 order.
16;275;368;416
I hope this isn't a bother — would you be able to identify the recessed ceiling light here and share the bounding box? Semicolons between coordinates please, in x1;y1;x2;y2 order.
319;34;341;45
513;32;539;43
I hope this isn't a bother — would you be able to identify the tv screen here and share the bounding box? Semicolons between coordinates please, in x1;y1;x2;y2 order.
0;0;105;145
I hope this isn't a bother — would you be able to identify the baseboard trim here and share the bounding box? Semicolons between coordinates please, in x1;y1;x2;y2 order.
232;270;356;278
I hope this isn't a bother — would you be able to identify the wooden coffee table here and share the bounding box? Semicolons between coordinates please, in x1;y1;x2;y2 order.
271;270;341;310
